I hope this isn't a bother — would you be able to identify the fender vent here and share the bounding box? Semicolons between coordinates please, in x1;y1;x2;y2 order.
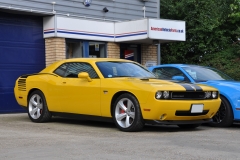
18;78;26;91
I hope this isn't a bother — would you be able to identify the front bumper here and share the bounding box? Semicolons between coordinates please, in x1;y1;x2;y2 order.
145;119;212;125
140;97;221;121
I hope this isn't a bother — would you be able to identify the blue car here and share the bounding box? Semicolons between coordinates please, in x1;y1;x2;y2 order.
148;64;240;127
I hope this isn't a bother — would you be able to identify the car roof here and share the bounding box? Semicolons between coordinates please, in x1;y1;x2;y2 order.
158;64;196;67
40;58;138;73
151;64;209;68
55;58;132;63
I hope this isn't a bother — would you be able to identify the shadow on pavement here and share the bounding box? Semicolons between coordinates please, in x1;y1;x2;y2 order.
49;117;206;133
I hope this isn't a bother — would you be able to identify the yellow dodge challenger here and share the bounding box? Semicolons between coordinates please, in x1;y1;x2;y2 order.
14;58;221;132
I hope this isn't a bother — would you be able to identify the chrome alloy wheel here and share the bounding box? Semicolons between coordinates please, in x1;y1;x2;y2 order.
115;98;135;128
28;94;43;119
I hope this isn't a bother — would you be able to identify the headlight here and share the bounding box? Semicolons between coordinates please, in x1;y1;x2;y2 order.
212;91;218;99
155;91;162;99
163;91;170;99
205;91;211;99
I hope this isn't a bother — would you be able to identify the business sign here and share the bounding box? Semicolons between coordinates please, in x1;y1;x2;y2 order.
145;61;157;67
148;19;186;41
95;44;99;51
44;16;186;43
124;50;134;60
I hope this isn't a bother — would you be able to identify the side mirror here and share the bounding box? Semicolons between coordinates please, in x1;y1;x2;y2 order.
78;72;92;82
172;76;184;81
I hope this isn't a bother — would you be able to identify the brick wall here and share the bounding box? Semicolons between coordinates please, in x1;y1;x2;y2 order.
44;40;157;66
107;42;120;58
45;38;66;66
141;44;157;66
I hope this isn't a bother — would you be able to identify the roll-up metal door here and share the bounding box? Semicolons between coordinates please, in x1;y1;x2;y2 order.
0;12;45;113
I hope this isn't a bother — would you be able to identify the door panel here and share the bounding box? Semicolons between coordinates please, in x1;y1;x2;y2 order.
58;78;101;115
51;62;101;115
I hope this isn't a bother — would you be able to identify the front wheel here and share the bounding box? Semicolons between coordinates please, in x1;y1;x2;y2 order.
113;93;144;132
210;95;233;127
28;90;52;123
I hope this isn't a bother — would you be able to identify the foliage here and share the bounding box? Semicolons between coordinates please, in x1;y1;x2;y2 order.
200;46;240;80
160;0;240;79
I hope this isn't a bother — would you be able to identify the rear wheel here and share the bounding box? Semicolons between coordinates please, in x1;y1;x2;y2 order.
210;95;233;127
28;90;52;123
178;124;200;129
113;93;144;132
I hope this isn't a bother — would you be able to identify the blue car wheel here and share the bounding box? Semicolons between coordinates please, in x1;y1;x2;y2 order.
210;96;233;127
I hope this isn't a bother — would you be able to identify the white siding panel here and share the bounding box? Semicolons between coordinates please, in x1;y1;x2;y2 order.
0;0;158;21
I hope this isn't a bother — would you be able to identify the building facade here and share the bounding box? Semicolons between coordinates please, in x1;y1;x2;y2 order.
0;0;185;113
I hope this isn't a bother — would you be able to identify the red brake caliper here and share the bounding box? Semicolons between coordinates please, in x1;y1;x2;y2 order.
120;102;126;114
120;109;125;114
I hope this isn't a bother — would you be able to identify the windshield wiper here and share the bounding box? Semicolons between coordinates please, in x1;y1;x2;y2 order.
195;80;208;82
140;77;156;80
111;76;134;78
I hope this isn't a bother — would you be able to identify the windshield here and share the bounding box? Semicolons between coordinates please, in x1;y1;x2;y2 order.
182;66;234;82
96;61;156;78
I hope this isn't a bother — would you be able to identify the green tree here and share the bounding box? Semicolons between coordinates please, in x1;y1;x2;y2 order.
160;0;240;79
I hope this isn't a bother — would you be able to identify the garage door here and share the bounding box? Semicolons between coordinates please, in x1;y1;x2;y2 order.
0;12;45;113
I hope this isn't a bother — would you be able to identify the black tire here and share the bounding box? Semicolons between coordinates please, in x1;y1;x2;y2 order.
27;90;52;123
210;95;233;127
178;124;200;129
113;93;144;132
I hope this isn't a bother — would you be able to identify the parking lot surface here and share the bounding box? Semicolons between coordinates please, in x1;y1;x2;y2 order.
0;113;240;160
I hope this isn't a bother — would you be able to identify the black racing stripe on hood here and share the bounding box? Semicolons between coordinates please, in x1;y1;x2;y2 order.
20;73;58;78
190;84;203;91
172;81;203;92
178;84;195;91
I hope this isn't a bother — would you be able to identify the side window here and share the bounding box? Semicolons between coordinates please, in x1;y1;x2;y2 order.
54;63;69;77
153;67;190;82
153;68;170;79
64;62;99;79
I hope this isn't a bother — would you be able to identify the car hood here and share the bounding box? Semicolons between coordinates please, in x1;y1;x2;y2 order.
120;78;218;92
200;80;240;90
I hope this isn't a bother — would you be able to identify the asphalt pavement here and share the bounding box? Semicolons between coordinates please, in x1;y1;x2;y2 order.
0;113;240;160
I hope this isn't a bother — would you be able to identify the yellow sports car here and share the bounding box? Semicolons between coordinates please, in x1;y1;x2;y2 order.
14;58;221;132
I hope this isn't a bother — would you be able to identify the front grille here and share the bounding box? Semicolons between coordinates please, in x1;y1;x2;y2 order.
18;78;26;91
171;91;205;100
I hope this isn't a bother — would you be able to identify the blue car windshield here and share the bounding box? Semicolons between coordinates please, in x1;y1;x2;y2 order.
182;66;234;82
96;61;156;78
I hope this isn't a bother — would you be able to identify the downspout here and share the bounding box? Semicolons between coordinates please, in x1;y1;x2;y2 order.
157;0;161;65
